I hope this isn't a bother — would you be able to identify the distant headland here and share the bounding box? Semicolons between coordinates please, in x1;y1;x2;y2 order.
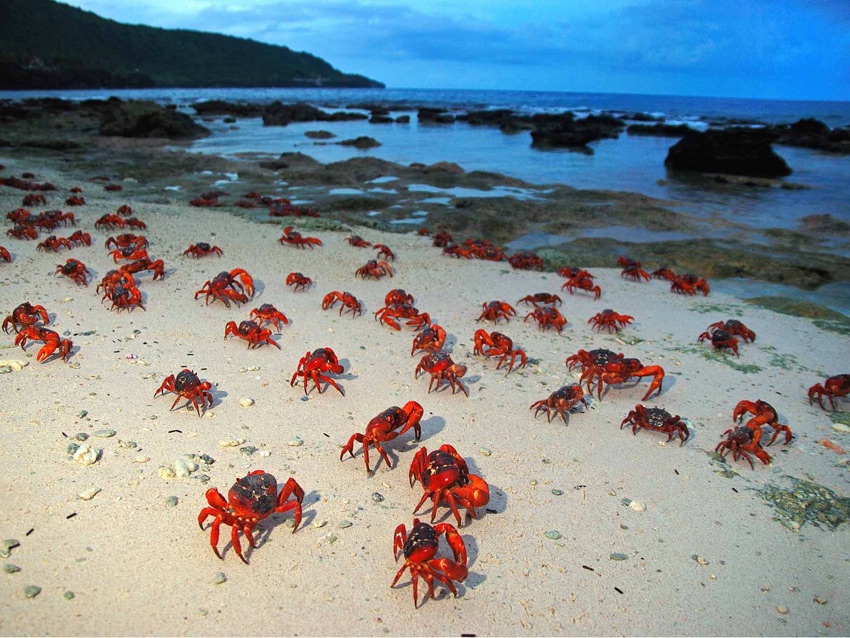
0;0;385;90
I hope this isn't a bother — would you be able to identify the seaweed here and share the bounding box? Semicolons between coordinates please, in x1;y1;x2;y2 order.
701;349;762;373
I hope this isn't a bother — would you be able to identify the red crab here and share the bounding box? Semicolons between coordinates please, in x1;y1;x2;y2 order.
566;348;664;401
477;301;516;323
285;272;312;292
707;319;756;343
508;252;544;270
116;204;134;216
529;384;588;424
278;226;322;249
715;426;771;469
671;273;710;296
340;401;424;473
442;244;473;259
125;217;146;230
346;235;371;247
195;269;255;307
409;444;490;525
375;303;431;331
518;293;562;307
104;184;123;192
432;231;453;248
385;289;415;306
415;352;468;397
94;214;125;230
473;329;527;373
621;404;690;445
104;234;148;250
698;327;739;356
411;324;447;356
104;284;145;312
54;258;90;286
249;303;289;332
65;195;85;206
0;246;10;263
2;302;49;334
14;326;73;362
524;306;567;333
561;272;601;299
322;291;363;317
67;230;91;247
374;244;396;261
224;320;280;350
618;256;650;282
198;470;304;564
154;368;214;416
119;257;165;282
733;400;793;445
6;225;39;240
355;259;393;279
588;309;634;333
22;193;46;207
96;270;136;298
37;236;72;252
651;267;677;281
109;246;150;263
183;242;223;258
392;519;468;608
808;374;850;411
290;347;345;396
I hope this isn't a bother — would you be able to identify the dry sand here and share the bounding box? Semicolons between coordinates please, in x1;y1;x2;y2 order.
0;156;849;636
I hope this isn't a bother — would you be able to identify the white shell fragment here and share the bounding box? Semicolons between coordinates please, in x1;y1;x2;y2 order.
287;436;303;447
73;443;102;466
629;500;646;512
238;397;255;407
0;359;29;371
78;487;102;501
831;423;850;433
218;438;246;448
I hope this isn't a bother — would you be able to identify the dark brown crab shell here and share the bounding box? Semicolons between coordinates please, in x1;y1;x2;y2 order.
644;407;675;428
229;472;278;516
589;348;620;366
174;369;202;393
403;521;438;560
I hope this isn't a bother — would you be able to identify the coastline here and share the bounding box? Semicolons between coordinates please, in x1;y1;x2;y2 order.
1;151;849;635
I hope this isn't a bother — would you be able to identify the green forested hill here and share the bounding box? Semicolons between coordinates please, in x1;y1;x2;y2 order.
0;0;384;89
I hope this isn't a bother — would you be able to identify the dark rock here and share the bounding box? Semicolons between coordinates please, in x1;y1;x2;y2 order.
99;100;209;139
305;130;335;139
623;112;663;122
530;113;625;148
369;114;394;124
627;123;694;137
262;101;329;126
339;136;381;149
394;115;411;124
259;152;323;172
664;129;792;178
327;111;368;122
770;118;850;154
192;100;264;117
418;108;455;124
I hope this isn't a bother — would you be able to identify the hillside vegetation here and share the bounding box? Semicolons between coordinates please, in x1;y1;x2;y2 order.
0;0;384;89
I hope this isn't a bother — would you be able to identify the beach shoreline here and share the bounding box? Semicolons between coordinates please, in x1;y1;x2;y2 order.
1;147;849;635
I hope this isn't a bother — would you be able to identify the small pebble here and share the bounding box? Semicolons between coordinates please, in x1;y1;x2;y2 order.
609;552;629;561
78;410;88;418
544;530;562;540
74;433;89;442
300;396;309;402
174;457;198;478
313;520;328;529
323;533;339;544
530;480;538;486
1;540;20;558
0;366;12;374
165;496;179;507
238;397;255;408
371;492;385;503
64;591;75;600
479;448;492;456
776;605;789;615
212;572;227;585
287;436;304;447
551;489;564;496
92;429;116;438
831;423;850;433
23;585;41;599
3;564;21;573
134;455;150;463
338;520;353;529
629;500;646;512
158;466;176;480
218;438;246;448
73;443;101;466
692;555;709;565
258;450;271;457
78;487;101;501
239;446;258;457
0;359;28;371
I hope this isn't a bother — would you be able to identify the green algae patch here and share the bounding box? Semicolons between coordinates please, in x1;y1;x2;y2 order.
691;302;744;316
745;297;850;337
701;349;762;374
760;476;850;531
829;412;850;426
760;345;802;371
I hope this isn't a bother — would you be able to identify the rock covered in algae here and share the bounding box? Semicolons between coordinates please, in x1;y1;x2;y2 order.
760;476;850;531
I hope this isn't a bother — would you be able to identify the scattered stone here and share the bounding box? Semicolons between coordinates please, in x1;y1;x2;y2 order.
23;585;41;599
323;533;339;544
609;552;629;561
760;476;850;530
64;591;75;600
174;457;198;478
1;540;20;558
238;397;255;408
479;448;492;456
218;438;246;448
832;423;850;434
692;555;709;565
544;530;562;540
212;572;227;585
776;605;789;615
92;429;116;438
338;520;353;529
78;487;101;501
287;436;303;447
3;564;21;573
313;520;327;529
239;446;258;457
551;489;564;496
165;496;179;507
158;466;177;480
73;443;101;466
0;359;28;371
629;500;646;512
73;433;89;442
371;492;385;503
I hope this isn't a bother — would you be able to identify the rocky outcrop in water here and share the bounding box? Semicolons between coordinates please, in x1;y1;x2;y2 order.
261;102;367;126
770;118;850;154
530;113;625;149
99;100;209;139
664;129;792;178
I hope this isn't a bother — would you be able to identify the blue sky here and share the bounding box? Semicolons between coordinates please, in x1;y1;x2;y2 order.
63;0;849;101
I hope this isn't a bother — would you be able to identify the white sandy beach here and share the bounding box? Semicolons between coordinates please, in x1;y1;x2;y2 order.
1;157;849;636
